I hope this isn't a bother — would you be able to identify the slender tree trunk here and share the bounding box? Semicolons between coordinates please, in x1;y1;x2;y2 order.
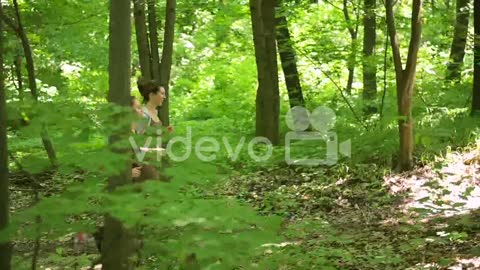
147;0;160;80
159;0;176;126
275;1;305;108
12;0;37;99
472;0;480;114
8;0;57;166
343;0;359;95
362;0;377;113
0;8;12;270
250;0;280;145
133;0;152;79
101;0;136;269
346;41;357;95
446;0;470;81
13;54;23;100
386;0;423;171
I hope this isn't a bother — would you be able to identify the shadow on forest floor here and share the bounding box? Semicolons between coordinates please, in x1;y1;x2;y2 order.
225;148;480;269
7;147;480;269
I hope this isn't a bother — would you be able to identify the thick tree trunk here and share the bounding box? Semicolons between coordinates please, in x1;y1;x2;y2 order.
250;0;280;145
446;0;470;81
147;0;161;80
101;0;136;269
102;215;135;270
133;0;152;79
0;10;12;270
275;3;305;108
386;0;423;171
472;0;480;114
362;0;377;113
159;0;176;126
7;0;57;166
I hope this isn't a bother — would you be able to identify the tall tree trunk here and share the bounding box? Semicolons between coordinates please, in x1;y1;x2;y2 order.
101;0;136;269
250;0;280;145
212;0;226;91
133;0;152;79
147;0;160;80
13;54;23;100
12;0;37;100
275;1;305;108
343;0;359;95
446;0;470;81
386;0;423;171
472;0;480;114
159;0;176;126
346;41;357;95
5;0;57;166
0;8;12;270
362;0;377;113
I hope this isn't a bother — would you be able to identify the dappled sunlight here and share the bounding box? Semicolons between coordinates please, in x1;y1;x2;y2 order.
2;0;480;268
410;257;480;270
385;149;480;219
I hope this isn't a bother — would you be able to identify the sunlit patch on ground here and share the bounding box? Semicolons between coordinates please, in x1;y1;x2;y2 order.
385;149;480;218
409;257;480;270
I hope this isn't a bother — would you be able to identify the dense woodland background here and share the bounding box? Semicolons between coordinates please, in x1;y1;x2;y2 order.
0;0;480;269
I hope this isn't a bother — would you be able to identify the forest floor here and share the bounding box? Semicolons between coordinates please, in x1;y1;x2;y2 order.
225;148;480;269
7;148;480;269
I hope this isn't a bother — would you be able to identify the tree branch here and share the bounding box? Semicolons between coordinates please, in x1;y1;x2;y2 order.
322;0;343;11
297;47;369;130
385;0;403;84
403;0;423;95
0;8;18;34
379;27;389;122
343;0;356;38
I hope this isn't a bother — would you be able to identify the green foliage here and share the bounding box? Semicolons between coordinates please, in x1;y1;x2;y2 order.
2;0;480;269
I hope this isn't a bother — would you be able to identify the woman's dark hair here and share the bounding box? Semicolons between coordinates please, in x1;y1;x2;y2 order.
137;78;163;103
130;95;137;106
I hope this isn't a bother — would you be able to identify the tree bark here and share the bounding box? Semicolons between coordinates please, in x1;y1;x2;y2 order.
0;8;12;269
159;0;176;126
472;0;480;114
13;54;23;100
12;0;37;100
362;0;377;113
386;0;423;171
147;0;161;80
101;0;136;269
2;0;58;166
446;0;470;81
250;0;280;145
346;42;357;95
133;0;152;79
343;0;359;95
275;1;305;108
